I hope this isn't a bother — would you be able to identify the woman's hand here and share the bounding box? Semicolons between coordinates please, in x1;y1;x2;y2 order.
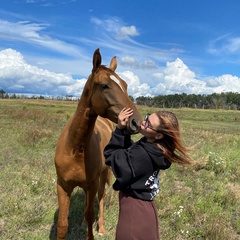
117;108;133;129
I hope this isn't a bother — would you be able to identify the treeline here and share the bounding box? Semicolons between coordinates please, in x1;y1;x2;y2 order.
0;90;78;101
136;92;240;110
1;89;239;110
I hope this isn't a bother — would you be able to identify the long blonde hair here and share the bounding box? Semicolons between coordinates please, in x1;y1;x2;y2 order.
155;111;193;165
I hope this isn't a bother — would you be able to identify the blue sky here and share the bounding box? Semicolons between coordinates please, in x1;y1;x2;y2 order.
1;0;240;98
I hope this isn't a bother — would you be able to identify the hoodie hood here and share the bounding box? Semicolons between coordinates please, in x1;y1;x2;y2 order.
138;137;171;170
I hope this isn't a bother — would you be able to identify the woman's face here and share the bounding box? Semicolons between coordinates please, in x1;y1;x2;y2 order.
139;113;163;141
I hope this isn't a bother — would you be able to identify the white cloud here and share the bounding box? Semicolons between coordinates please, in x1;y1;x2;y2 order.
118;71;151;98
151;58;240;94
152;58;207;94
0;20;82;56
91;17;121;35
119;57;157;70
226;38;240;53
25;0;75;6
208;34;240;55
206;74;240;93
91;17;139;41
0;49;86;96
117;26;139;40
120;56;140;68
141;60;158;69
1;48;240;99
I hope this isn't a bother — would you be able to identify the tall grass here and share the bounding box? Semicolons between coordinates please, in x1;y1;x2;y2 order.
0;99;239;240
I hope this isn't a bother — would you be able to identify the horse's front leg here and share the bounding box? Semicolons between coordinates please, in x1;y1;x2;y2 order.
57;181;73;240
84;182;99;240
97;168;109;235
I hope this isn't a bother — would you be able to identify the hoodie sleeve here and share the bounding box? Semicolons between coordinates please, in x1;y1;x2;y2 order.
104;127;134;185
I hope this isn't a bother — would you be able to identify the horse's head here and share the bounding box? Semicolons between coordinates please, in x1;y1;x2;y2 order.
83;48;142;134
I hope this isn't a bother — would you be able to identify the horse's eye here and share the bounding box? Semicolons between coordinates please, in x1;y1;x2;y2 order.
101;84;109;90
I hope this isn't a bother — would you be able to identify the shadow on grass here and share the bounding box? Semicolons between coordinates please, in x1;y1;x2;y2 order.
49;190;89;240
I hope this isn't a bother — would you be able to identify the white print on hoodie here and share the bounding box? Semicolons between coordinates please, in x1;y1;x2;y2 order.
145;170;160;200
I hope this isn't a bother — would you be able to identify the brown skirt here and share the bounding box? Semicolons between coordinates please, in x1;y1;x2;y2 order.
115;191;160;240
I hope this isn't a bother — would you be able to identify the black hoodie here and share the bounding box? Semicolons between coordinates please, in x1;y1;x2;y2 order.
104;127;171;201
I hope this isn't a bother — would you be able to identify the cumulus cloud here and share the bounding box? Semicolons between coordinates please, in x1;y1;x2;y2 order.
152;58;206;94
1;48;240;98
118;71;151;98
205;74;240;93
151;58;240;95
0;49;86;96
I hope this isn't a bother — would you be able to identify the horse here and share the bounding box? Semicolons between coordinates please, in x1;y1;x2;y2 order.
54;48;142;240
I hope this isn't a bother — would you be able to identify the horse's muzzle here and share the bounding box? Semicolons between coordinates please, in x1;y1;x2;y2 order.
129;119;140;134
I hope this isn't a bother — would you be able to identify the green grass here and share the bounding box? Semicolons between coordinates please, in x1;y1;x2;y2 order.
0;99;240;240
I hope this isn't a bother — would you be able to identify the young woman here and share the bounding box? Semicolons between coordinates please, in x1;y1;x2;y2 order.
104;108;193;240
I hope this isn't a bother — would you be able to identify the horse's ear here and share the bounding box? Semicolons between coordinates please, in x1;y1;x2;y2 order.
92;48;102;72
109;56;117;71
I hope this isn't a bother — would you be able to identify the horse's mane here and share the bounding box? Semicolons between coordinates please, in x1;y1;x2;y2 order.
99;65;114;74
91;64;113;76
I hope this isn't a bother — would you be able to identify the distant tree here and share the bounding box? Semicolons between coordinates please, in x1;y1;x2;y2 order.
151;95;162;107
0;89;6;98
136;96;146;105
211;93;224;109
226;92;240;109
129;95;134;102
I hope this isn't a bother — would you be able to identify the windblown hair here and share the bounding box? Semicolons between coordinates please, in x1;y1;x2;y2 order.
155;111;193;165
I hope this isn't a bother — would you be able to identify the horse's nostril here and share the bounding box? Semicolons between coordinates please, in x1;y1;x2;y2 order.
132;119;138;128
130;119;139;132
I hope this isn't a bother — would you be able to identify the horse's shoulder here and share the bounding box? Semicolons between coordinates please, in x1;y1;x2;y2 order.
96;116;114;131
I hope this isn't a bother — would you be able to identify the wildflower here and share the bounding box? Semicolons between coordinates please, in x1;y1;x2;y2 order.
32;180;38;185
173;206;184;217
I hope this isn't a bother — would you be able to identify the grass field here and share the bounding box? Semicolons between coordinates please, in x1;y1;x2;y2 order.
0;99;240;240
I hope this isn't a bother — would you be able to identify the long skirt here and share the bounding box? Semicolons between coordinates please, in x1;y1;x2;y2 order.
115;191;160;240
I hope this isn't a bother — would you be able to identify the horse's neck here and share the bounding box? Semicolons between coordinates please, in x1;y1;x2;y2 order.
67;100;97;149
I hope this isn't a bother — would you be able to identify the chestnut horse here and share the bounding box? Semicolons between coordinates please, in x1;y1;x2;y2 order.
54;49;142;240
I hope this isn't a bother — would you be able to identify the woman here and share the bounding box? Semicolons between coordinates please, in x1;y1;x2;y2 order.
104;108;193;240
